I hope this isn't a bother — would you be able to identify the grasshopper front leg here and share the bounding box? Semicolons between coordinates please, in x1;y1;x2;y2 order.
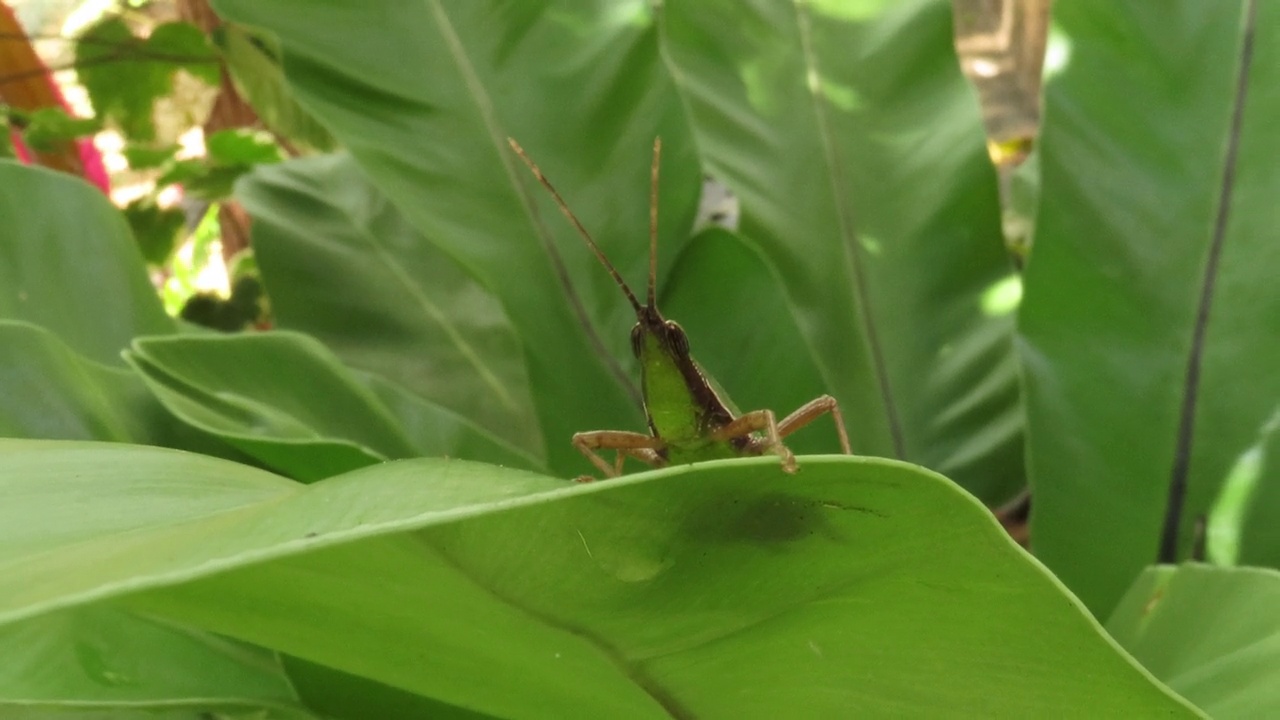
572;430;666;481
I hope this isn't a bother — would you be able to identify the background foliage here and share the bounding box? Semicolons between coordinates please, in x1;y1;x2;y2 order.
0;0;1277;717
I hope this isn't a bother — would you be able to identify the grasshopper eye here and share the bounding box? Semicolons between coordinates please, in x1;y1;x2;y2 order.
665;321;689;355
630;324;644;358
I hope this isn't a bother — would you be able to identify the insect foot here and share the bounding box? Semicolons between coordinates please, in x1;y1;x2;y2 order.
777;444;799;474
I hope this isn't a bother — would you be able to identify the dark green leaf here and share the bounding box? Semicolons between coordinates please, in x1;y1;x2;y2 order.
660;0;1022;502
1020;0;1280;613
282;656;497;720
212;23;336;152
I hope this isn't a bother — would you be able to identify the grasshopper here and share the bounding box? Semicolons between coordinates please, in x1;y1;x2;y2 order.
509;137;851;479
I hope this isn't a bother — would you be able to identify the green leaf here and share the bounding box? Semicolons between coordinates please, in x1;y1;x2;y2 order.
281;656;497;720
1207;414;1280;566
207;128;285;165
76;19;216;141
0;606;314;719
181;164;252;201
659;0;1022;501
126;331;538;481
0;442;1198;717
19;107;102;153
1239;415;1280;568
1107;565;1280;719
212;0;699;474
76;18;161;139
0;162;173;364
212;24;337;153
237;154;542;458
0;321;163;443
1020;1;1280;612
0;113;15;158
155;158;204;187
0;320;242;461
152;129;286;202
123;197;186;265
146;21;221;86
123;143;181;170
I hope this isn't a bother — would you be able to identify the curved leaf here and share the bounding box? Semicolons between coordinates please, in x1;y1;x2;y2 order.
1020;1;1280;612
126;332;538;481
1108;565;1280;719
0;606;314;719
214;24;337;153
0;320;168;443
0;321;232;459
213;0;701;473
237;154;541;456
0;442;1195;717
0;162;172;364
659;0;1021;501
281;656;497;720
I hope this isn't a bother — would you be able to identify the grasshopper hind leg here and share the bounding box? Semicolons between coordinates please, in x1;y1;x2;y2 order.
709;395;851;475
777;394;851;454
709;409;797;473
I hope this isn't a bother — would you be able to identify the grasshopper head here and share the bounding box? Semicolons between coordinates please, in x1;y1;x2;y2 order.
630;305;690;361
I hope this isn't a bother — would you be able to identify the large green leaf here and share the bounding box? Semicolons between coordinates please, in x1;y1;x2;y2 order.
125;331;537;481
0;441;1197;717
0;606;314;719
659;0;1021;501
1020;1;1280;612
237;154;541;457
1108;565;1280;719
214;0;700;474
0;163;172;364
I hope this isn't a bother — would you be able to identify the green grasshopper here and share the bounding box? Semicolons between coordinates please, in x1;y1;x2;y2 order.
509;137;851;479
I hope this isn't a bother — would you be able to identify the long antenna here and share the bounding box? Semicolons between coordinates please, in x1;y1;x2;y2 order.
507;138;643;314
649;137;661;310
